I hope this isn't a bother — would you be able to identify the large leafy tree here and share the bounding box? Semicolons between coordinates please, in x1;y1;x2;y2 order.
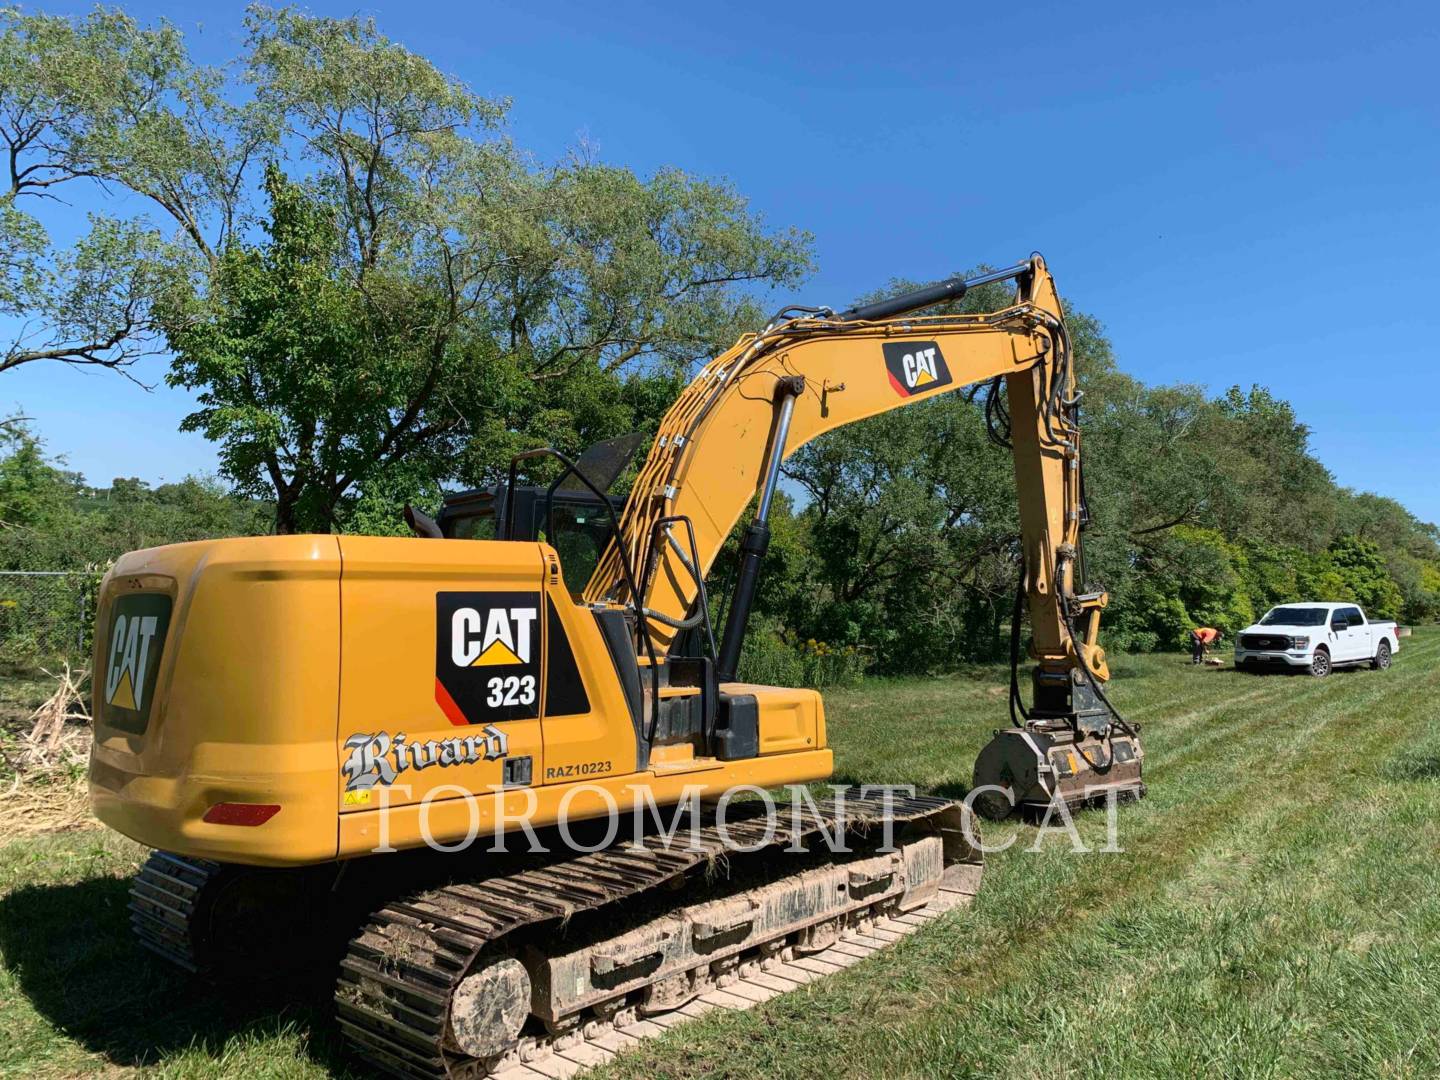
0;7;254;374
162;165;434;534
1;6;811;531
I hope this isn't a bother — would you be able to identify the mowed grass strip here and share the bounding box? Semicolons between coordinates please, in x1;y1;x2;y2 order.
601;630;1440;1079
0;632;1436;1078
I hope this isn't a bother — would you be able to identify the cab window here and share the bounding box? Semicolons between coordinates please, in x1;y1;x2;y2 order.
447;507;496;540
542;502;614;594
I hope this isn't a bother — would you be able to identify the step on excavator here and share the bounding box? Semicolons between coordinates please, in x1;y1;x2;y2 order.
89;254;1143;1079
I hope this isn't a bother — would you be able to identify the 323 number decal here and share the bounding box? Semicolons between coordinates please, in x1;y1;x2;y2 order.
486;674;536;708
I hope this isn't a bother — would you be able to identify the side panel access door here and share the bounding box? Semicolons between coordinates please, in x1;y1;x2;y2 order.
335;536;547;833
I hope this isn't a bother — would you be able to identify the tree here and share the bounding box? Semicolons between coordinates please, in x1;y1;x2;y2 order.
1326;535;1405;620
164;156;808;533
1205;385;1336;547
780;394;1019;671
0;417;80;528
2;6;812;531
0;418;267;574
0;7;254;375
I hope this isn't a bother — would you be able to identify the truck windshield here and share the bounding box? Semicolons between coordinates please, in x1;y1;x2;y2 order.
1260;607;1329;626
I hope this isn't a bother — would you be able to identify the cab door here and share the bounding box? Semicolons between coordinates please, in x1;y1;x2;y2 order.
1331;606;1364;662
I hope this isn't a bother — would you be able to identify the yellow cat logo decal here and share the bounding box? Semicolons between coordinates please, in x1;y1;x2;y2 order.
101;593;172;730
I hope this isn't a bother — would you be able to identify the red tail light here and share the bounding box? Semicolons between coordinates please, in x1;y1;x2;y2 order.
202;802;281;826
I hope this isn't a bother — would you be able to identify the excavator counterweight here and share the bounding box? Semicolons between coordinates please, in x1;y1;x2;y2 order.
90;254;1141;1078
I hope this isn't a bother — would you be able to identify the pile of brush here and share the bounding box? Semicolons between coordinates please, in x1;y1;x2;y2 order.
4;664;95;836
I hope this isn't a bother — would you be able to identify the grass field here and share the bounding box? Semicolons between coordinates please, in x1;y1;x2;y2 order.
3;631;1439;1078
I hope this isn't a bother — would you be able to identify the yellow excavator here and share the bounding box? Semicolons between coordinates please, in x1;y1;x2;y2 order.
89;254;1142;1078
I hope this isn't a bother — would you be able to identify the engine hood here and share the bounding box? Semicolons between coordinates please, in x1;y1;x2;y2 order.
1239;624;1318;637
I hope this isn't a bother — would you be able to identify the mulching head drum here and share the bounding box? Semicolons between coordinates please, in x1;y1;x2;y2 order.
972;724;1144;820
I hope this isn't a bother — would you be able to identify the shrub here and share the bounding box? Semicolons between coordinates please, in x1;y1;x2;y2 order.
736;618;870;689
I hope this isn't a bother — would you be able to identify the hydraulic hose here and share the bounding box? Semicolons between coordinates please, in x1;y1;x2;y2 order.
1008;563;1031;728
1055;545;1136;733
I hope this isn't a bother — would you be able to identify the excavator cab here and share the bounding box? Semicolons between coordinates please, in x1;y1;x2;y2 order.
409;433;639;595
490;439;760;776
430;488;623;595
405;433;761;775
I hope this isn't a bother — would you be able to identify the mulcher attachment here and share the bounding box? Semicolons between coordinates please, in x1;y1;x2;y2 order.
972;720;1144;819
972;667;1145;820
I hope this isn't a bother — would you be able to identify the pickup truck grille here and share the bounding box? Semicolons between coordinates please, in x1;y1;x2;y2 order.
1240;633;1290;651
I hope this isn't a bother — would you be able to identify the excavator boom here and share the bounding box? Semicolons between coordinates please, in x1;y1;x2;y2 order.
590;259;1081;666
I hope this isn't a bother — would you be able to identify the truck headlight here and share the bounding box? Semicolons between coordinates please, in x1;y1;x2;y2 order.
1290;636;1309;649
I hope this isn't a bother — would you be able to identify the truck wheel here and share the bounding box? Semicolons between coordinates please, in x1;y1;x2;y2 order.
1309;648;1331;677
1372;641;1392;671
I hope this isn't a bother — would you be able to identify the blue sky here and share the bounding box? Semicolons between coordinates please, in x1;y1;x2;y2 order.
6;0;1439;523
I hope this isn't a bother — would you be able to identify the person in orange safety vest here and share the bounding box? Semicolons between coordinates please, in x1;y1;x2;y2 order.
1191;626;1222;664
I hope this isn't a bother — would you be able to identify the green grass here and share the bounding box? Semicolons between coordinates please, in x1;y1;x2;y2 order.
3;633;1439;1077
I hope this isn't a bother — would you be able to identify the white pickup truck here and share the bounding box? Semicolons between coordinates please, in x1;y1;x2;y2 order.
1234;603;1400;677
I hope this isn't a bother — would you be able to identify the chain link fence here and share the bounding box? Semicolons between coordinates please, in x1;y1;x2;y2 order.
0;571;104;666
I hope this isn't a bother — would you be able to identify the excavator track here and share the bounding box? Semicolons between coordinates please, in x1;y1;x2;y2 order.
130;851;225;972
335;790;982;1080
130;850;332;978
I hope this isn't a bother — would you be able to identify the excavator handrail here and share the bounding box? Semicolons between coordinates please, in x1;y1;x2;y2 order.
503;446;662;732
638;513;719;663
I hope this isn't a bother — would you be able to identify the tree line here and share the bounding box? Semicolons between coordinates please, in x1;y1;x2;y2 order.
2;7;1436;677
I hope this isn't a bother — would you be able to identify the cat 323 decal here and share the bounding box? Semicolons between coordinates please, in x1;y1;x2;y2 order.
434;591;542;725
